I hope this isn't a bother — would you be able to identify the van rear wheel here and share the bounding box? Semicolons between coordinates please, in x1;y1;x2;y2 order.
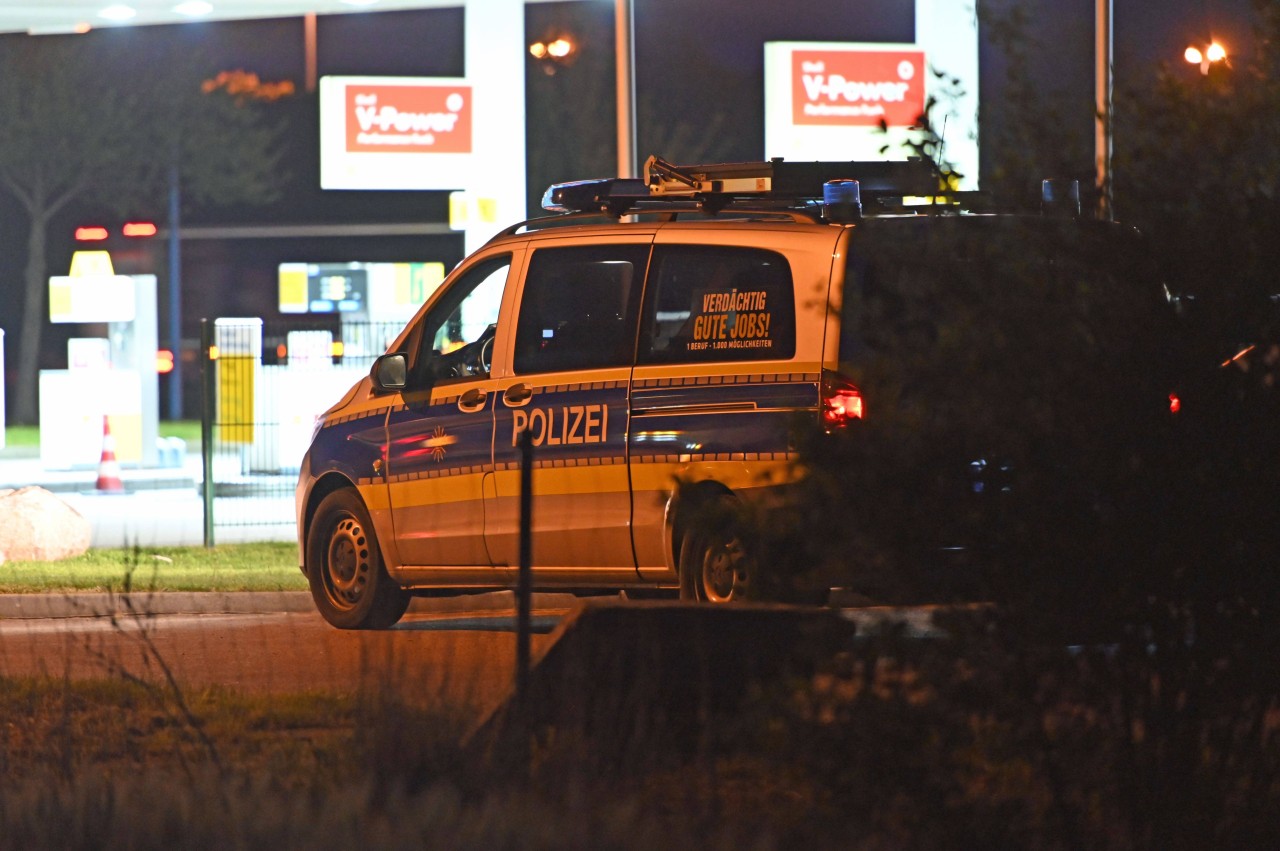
307;489;410;629
678;496;753;603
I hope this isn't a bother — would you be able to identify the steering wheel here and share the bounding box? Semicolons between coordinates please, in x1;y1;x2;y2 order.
468;324;497;376
438;324;498;378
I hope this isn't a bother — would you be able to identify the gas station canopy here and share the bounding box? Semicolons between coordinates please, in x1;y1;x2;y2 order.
0;1;481;36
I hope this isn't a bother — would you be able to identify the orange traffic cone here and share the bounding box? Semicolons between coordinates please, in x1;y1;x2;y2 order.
95;416;125;493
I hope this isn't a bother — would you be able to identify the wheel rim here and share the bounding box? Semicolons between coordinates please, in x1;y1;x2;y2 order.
324;513;372;610
701;536;745;603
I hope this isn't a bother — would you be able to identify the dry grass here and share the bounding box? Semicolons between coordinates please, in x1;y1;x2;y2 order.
0;674;742;851
2;606;1277;849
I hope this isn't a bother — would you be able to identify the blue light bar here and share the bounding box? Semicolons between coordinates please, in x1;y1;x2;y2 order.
540;157;946;216
823;179;862;222
541;178;650;213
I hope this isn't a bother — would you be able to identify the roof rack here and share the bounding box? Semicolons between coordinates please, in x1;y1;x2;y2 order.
540;154;952;218
488;204;821;242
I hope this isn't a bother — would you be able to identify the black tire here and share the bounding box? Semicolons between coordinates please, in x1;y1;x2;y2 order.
306;489;410;629
677;496;753;603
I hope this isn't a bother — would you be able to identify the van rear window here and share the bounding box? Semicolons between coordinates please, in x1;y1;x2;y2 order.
638;246;795;364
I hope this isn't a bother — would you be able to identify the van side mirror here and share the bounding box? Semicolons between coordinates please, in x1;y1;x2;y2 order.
371;353;407;392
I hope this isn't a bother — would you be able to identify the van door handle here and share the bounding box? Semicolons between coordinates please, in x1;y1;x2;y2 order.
457;388;487;413
503;383;533;407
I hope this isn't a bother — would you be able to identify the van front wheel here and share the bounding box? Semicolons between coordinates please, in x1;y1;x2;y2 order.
307;489;410;629
678;497;753;603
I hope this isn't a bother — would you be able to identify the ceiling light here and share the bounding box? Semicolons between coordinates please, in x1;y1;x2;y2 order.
27;23;92;35
98;5;138;22
173;1;214;16
340;0;381;7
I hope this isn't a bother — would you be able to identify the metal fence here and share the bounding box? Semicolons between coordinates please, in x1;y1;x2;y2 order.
199;317;402;545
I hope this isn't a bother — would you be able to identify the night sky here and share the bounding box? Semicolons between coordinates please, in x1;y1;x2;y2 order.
0;0;1265;411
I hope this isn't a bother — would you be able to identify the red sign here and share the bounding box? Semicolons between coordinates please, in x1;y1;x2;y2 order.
345;84;472;154
791;49;926;127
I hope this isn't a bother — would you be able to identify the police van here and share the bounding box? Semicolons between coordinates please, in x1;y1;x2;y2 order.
295;155;1143;628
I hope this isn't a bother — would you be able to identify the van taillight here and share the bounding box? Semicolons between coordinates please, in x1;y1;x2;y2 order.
822;373;864;428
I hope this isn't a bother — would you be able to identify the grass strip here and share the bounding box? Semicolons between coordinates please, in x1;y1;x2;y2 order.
0;542;306;593
3;421;202;451
0;674;356;783
1;425;38;448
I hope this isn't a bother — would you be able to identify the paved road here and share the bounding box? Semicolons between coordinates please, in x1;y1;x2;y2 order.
0;592;574;719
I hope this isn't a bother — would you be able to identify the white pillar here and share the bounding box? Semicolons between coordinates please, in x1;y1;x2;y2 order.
915;0;981;189
464;0;527;253
615;0;635;178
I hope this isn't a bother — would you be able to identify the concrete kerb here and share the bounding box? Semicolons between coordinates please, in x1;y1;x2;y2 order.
0;453;200;495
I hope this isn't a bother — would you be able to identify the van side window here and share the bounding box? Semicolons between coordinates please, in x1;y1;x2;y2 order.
639;246;796;364
408;254;510;387
513;245;648;374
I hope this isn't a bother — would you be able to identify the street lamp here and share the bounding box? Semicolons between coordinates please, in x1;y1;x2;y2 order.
529;35;576;73
1185;40;1228;74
